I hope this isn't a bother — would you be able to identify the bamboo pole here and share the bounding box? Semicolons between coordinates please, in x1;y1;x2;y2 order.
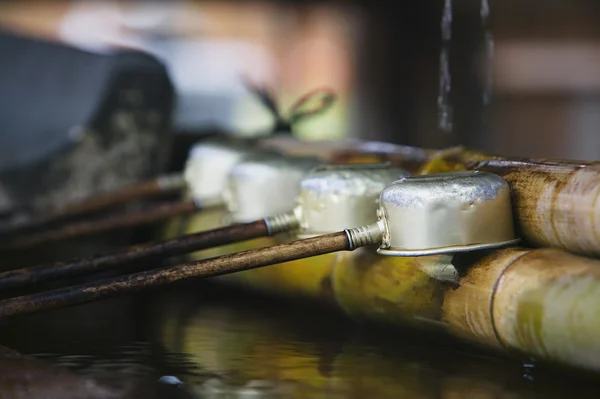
0;231;355;318
211;237;341;305
443;247;600;369
333;246;600;372
0;199;199;253
203;241;600;373
468;159;600;256
0;214;300;291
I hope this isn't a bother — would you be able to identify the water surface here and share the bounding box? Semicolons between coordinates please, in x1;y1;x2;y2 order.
0;281;597;398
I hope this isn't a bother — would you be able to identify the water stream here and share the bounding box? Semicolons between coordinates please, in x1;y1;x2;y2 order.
481;0;494;105
437;0;453;133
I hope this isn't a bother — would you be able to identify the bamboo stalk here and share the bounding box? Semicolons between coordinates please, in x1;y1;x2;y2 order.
204;240;600;373
468;158;600;256
0;231;354;318
443;247;600;371
0;214;300;291
335;246;600;372
0;174;186;237
0;199;199;252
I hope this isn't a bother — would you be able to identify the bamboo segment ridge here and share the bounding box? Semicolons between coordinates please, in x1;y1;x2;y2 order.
444;247;600;371
333;246;600;373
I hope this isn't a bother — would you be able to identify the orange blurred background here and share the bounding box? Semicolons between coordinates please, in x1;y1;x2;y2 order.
3;0;600;159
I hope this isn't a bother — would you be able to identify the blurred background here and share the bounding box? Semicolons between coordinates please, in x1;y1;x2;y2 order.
2;0;600;214
2;0;600;159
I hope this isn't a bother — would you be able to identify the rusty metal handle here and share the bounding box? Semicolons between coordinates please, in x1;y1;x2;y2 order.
0;222;263;292
0;230;361;318
0;174;186;237
0;199;199;252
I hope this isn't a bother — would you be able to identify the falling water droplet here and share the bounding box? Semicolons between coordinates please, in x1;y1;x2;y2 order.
438;0;453;133
481;0;494;105
441;0;453;42
480;0;490;20
438;49;453;132
522;362;536;381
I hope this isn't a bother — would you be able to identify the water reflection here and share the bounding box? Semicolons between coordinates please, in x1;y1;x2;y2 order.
0;282;598;398
151;284;600;399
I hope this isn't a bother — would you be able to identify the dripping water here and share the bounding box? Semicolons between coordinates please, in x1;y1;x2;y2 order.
441;0;452;42
438;0;453;133
481;0;494;105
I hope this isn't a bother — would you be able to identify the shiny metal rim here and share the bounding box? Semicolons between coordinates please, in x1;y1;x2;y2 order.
376;238;521;257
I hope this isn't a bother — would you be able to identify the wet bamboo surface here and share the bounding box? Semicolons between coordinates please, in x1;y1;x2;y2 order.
0;199;199;253
0;219;271;292
191;237;600;373
0;231;351;318
469;158;600;255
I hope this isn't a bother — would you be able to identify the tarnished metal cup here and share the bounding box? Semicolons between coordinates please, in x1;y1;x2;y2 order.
224;154;321;223
183;140;274;207
295;164;410;237
377;171;519;256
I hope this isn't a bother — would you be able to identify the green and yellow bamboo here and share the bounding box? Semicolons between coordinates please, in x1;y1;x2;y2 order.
171;235;600;373
159;139;600;373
